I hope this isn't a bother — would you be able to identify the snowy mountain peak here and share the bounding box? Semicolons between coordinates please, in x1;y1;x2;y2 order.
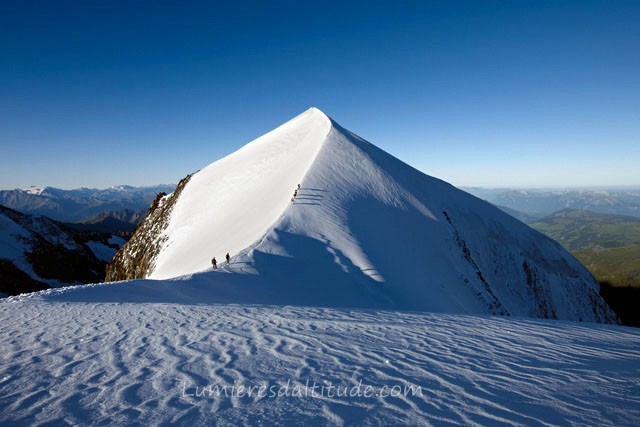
137;107;333;280
306;106;328;116
107;109;616;323
22;186;46;195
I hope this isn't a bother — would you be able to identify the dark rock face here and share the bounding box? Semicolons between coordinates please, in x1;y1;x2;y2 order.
0;260;50;296
106;175;192;281
0;205;118;297
25;235;104;283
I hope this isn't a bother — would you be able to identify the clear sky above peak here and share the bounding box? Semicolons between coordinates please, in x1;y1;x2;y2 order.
1;0;638;190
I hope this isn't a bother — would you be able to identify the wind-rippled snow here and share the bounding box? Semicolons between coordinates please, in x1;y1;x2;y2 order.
1;302;638;426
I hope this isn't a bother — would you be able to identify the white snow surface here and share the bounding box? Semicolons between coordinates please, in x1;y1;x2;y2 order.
1;297;638;426
88;234;128;263
142;108;614;322
86;241;118;262
22;186;45;195
151;107;331;279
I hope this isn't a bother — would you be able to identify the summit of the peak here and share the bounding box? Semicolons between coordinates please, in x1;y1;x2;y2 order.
145;104;332;280
304;106;330;119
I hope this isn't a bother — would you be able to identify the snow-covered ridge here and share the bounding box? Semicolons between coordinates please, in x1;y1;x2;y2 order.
108;107;616;322
150;107;332;279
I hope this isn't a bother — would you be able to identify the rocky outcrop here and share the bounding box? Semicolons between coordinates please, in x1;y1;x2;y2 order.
106;175;192;281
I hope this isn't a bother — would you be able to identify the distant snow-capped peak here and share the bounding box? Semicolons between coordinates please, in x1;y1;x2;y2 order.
22;186;47;195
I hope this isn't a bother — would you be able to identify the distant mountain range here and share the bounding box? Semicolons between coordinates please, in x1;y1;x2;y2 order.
494;205;538;224
0;204;126;297
67;208;148;234
0;184;177;297
0;185;175;223
464;188;640;219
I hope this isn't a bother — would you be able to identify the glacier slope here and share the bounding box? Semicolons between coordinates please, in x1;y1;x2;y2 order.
0;300;638;426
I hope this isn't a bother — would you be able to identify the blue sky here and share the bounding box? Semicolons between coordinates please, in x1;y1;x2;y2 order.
1;0;638;189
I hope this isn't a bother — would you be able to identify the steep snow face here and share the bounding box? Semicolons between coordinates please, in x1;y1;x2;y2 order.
138;108;614;322
150;108;331;279
229;119;614;321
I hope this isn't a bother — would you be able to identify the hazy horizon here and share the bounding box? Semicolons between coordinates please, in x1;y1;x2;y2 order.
4;181;640;193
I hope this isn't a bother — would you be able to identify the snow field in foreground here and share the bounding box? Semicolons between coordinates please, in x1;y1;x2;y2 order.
1;302;638;426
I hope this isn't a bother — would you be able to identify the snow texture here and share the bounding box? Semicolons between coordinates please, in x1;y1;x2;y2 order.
134;108;614;322
0;298;638;426
86;241;118;262
151;107;330;279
